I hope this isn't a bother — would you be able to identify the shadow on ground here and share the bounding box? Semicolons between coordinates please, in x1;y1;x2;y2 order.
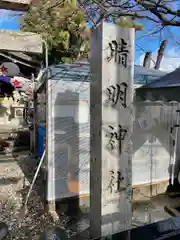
0;128;46;207
0;177;22;185
12;151;46;206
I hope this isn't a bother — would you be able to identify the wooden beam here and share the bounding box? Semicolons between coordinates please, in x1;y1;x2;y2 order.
0;0;30;10
8;51;40;65
0;52;36;68
0;30;43;54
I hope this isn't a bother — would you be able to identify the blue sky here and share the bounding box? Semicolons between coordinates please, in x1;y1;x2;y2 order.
0;9;22;30
0;9;179;72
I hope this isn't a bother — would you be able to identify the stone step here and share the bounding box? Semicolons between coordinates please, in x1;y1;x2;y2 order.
0;136;30;147
0;146;30;154
11;146;30;152
0;154;15;162
0;134;28;142
0;128;30;154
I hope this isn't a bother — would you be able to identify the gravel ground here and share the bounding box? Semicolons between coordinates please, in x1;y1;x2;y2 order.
0;190;64;239
0;151;160;239
0;151;151;239
0;152;70;240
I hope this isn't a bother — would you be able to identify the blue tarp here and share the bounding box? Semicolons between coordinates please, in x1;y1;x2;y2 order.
37;126;46;158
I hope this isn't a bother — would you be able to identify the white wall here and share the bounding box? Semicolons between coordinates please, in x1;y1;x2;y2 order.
132;102;180;185
47;79;180;199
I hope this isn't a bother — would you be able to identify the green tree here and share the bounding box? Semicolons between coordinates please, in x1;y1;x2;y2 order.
21;0;89;65
115;17;144;31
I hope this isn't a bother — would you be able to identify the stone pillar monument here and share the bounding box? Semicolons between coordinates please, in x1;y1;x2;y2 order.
90;21;134;238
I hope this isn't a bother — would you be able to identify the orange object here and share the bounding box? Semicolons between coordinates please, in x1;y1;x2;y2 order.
68;175;80;193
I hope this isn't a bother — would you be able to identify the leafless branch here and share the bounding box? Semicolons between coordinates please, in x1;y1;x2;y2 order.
78;0;180;27
136;26;165;39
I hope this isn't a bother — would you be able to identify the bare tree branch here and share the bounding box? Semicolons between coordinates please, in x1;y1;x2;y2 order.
79;0;180;27
139;0;180;26
136;26;165;39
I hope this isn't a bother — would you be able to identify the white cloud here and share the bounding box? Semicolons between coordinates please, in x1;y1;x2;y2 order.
138;48;180;73
0;9;13;19
0;9;22;21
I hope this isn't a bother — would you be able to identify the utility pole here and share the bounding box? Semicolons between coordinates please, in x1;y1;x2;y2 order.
143;52;152;68
154;40;167;70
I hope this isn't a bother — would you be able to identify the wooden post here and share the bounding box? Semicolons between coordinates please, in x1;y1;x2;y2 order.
143;52;152;68
32;73;37;153
46;73;59;221
154;40;167;70
90;22;134;238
